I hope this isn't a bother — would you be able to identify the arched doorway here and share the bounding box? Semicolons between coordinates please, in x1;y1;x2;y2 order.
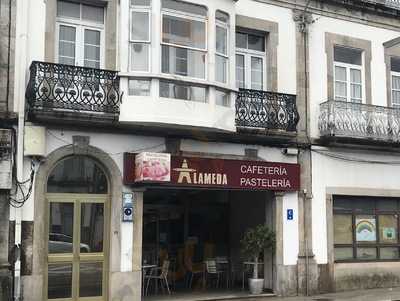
45;155;109;301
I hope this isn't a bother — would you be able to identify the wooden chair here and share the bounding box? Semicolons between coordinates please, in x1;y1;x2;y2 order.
145;260;171;296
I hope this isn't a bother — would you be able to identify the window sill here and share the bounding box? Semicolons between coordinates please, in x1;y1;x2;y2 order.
118;72;238;93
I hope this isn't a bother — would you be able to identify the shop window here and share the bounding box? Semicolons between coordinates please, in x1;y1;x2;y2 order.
235;30;266;90
215;11;229;84
130;0;151;71
333;196;400;262
391;57;400;108
161;0;207;79
333;46;363;103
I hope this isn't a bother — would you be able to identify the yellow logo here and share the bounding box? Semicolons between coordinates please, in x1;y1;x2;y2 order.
173;159;228;185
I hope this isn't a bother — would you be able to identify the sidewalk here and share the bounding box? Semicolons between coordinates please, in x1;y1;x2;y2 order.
267;287;400;301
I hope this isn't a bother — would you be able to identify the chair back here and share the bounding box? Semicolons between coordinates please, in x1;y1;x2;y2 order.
205;260;218;274
161;260;170;278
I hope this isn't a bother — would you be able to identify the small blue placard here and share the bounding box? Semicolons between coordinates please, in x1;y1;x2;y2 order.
287;209;294;221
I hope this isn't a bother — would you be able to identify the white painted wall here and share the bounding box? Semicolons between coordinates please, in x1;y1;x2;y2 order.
312;146;400;264
308;14;400;138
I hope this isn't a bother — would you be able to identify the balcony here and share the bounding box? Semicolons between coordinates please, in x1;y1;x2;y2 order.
235;89;299;133
26;61;122;124
318;100;400;143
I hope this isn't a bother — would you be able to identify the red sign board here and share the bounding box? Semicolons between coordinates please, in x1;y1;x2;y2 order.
124;153;300;191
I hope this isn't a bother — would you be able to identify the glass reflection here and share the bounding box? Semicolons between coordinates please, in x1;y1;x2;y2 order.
49;203;74;254
81;203;104;253
79;262;103;297
48;263;73;299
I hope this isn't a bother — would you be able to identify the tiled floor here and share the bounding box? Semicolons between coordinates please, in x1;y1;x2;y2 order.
144;290;275;301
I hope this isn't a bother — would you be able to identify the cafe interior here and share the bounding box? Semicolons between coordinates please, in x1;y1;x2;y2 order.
142;188;274;299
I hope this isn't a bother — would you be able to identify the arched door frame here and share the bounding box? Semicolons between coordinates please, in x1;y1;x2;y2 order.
31;144;122;301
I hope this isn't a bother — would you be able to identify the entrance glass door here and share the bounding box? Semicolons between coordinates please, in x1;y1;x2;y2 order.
47;194;108;301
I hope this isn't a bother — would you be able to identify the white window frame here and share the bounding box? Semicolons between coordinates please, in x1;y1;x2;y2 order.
56;6;105;68
235;32;266;90
160;8;208;80
391;71;400;108
215;16;229;84
129;1;151;72
333;61;364;103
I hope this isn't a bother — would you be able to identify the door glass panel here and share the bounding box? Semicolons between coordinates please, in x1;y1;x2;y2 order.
81;203;104;253
48;263;73;299
59;25;76;66
79;262;103;297
236;54;245;89
251;56;263;90
49;203;74;254
84;29;101;68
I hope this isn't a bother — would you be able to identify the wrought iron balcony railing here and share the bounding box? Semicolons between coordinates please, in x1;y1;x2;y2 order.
235;89;299;132
26;61;122;121
319;100;400;142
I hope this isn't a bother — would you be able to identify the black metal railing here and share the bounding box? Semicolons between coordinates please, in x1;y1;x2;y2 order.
235;89;299;132
319;100;400;142
26;61;122;118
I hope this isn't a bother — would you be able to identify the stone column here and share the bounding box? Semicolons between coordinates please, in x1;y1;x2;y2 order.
0;193;12;301
293;9;319;296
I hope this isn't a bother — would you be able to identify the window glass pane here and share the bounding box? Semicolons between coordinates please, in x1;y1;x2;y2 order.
84;29;100;46
236;54;245;89
159;80;206;102
129;79;151;96
216;90;229;106
393;91;400;106
131;11;150;41
335;82;347;99
334;247;353;261
130;43;149;71
393;75;400;90
216;26;227;55
49;203;74;254
357;247;377;260
333;197;353;211
391;57;400;73
354;199;375;212
350;69;361;84
334;46;362;65
82;4;104;23
162;14;206;49
379;215;398;243
79;262;103;297
48;263;73;299
57;1;80;19
335;66;346;82
131;0;151;6
248;34;265;52
236;32;247;49
377;199;398;211
355;215;376;243
216;55;227;83
162;0;207;16
47;156;108;193
334;214;352;244
81;203;104;253
380;247;399;260
161;45;205;78
351;84;362;100
216;10;229;23
251;56;263;90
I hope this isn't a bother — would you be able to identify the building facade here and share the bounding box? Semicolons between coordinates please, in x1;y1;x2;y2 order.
4;0;400;300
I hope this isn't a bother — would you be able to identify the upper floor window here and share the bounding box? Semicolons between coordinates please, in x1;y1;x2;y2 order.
235;30;266;90
391;57;400;108
56;1;104;68
334;46;363;103
215;11;229;84
161;0;207;79
130;0;151;72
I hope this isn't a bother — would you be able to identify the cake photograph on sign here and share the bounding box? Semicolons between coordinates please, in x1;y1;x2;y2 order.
135;152;171;182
